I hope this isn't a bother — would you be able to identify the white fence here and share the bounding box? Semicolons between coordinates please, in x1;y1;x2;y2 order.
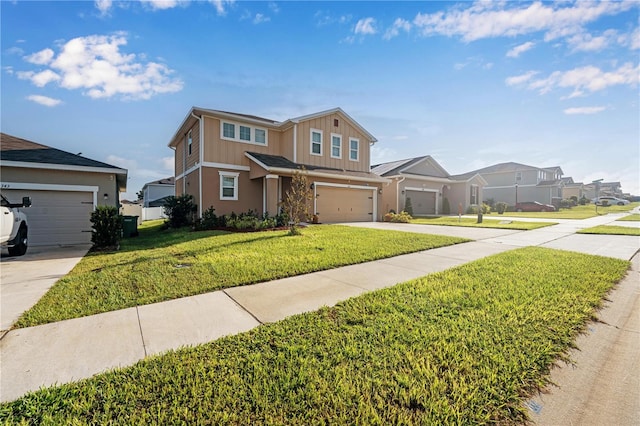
120;204;166;224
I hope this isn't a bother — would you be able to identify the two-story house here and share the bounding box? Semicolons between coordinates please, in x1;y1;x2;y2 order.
141;177;175;207
168;107;389;222
461;162;564;206
372;156;487;215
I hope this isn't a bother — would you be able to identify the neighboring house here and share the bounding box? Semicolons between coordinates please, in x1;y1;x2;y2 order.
0;133;127;245
142;177;175;207
371;156;487;215
168;107;389;222
561;177;584;201
583;181;623;200
463;162;564;205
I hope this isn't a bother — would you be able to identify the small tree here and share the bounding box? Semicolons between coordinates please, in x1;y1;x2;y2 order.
90;206;123;249
281;169;312;235
163;194;197;228
442;197;451;215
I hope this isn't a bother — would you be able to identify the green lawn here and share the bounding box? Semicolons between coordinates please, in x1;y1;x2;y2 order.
1;248;628;425
411;216;555;230
15;223;467;328
577;225;640;236
617;214;640;222
487;202;640;220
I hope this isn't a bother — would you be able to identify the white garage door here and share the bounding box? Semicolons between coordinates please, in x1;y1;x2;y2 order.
406;190;436;215
4;190;93;246
315;186;374;223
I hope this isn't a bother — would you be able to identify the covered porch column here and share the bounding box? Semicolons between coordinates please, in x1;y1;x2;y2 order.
265;174;280;216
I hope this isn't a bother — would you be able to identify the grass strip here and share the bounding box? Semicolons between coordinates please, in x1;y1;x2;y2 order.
15;224;467;327
411;217;554;230
577;225;640;236
616;214;640;222
492;202;640;220
1;247;629;425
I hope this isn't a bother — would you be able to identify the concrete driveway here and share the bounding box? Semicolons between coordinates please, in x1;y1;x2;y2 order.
0;244;90;335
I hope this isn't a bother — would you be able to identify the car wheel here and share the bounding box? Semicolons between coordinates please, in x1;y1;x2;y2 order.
617;202;624;206
8;226;28;256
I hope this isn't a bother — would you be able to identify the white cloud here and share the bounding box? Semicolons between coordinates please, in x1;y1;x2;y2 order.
26;95;62;107
162;156;174;171
527;63;639;95
140;0;184;10
505;71;539;86
6;46;25;56
506;41;535;58
95;0;112;15
563;106;607;115
412;1;635;42
253;13;270;24
17;33;183;100
24;48;55;65
383;18;412;40
566;29;618;52
208;0;235;16
354;17;377;35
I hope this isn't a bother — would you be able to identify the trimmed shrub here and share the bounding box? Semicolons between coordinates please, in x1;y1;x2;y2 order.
496;202;508;214
90;206;123;249
442;197;451;215
387;211;413;223
163;194;197;228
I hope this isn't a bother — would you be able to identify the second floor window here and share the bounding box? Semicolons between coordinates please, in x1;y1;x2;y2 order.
255;129;266;144
187;130;192;156
516;171;522;182
223;123;235;139
311;129;322;155
331;134;342;158
239;125;251;141
349;138;359;161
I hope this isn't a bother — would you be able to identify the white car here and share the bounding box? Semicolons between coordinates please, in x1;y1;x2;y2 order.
1;194;31;256
593;196;630;206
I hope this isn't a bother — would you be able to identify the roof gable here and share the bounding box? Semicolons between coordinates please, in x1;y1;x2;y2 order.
371;155;449;178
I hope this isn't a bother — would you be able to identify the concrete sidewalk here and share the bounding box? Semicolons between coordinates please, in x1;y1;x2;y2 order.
1;212;639;404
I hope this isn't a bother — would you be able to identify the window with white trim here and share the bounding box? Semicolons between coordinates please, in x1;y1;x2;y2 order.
187;130;192;156
349;138;359;161
516;171;522;182
221;120;268;145
470;185;478;205
331;133;342;158
239;125;251;141
223;123;235;139
219;171;239;201
311;129;322;156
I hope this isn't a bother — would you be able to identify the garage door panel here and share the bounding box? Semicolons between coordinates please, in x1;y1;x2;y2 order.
406;190;436;215
4;190;93;246
316;186;373;223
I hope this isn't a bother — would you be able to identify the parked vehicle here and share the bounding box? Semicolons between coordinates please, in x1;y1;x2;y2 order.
1;194;31;256
515;201;556;212
592;196;630;206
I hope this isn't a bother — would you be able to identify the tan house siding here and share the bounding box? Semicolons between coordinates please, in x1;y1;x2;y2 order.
2;167;120;207
185;122;200;171
295;113;370;172
175;177;185;196
174;139;185;177
183;169;200;210
200;168;262;216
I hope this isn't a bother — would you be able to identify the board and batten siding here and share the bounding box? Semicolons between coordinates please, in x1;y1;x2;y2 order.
202;116;281;166
185;122;200;171
294;113;370;172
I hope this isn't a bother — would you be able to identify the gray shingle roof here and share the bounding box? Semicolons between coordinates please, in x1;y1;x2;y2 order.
1;133;125;170
246;152;340;172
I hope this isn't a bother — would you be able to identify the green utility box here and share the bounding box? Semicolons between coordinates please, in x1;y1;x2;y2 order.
122;215;139;238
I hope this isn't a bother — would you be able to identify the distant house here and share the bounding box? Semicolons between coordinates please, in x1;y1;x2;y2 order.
372;156;487;215
561;177;584;201
463;162;564;205
583;181;623;200
168;107;389;222
0;133;127;245
142;177;175;207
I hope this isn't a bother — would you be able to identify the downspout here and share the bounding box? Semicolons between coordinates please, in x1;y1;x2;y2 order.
293;123;298;163
396;176;406;213
191;112;203;218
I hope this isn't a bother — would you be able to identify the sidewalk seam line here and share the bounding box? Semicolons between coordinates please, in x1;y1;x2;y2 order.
222;290;264;325
135;306;148;358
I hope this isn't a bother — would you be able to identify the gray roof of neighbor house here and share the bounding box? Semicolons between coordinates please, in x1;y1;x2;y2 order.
371;156;432;177
143;177;175;187
0;133;128;191
464;161;563;175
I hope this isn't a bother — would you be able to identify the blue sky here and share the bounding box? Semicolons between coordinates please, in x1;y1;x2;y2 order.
2;0;639;199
